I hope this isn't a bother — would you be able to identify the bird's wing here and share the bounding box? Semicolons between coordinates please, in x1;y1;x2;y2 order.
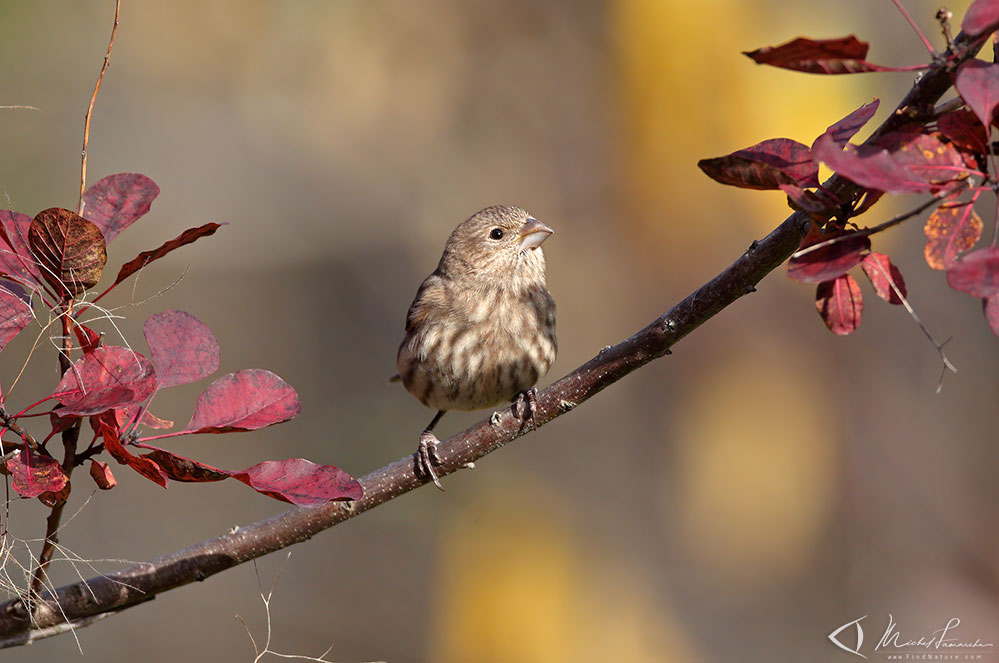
404;273;448;334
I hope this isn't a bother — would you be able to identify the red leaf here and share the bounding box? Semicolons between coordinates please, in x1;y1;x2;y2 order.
38;481;71;508
143;310;220;388
937;109;989;155
788;228;871;283
52;346;157;416
816;275;863;335
73;323;102;354
962;0;999;36
28;208;108;297
822;100;880;147
113;223;223;286
0;210;43;287
98;413;168;487
698;138;818;190
186;369;301;434
744;36;898;74
138;447;228;482
983;295;999;336
954;60;999;130
946;246;999;297
230;458;362;506
116;406;173;430
860;252;907;304
6;448;68;498
875;130;972;185
0;285;32;352
923;203;983;270
82;173;160;243
89;460;117;490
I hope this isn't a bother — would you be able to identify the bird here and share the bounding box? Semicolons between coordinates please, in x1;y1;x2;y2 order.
395;205;556;490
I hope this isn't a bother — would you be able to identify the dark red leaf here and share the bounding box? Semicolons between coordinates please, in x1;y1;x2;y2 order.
52;346;157;416
780;185;837;222
185;369;301;434
812;134;934;194
875;130;971;185
113;223;223;286
983;295;999;336
860;252;907;304
744;36;898;74
98;413;168;487
143;310;220;388
38;481;71;508
82;173;160;243
698;138;818;190
924;203;983;270
0;210;43;287
823;100;880;147
816;275;863;335
853;189;885;217
954;60;999;129
73;323;102;354
230;458;362;506
946;246;999;297
788;228;871;283
961;0;999;36
28;208;107;297
89;460;117;490
49;410;79;436
138;447;228;482
7;448;68;498
0;285;32;352
937;109;989;155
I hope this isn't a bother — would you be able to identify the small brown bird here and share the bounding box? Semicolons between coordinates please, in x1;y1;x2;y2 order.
396;205;556;489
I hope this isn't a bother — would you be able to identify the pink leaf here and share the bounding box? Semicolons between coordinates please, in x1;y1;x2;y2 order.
822;100;880;147
82;173;160;243
143;310;220;388
983;295;999;336
52;346;157;416
816;274;863;335
874;130;972;185
961;0;999;36
946;246;999;297
860;252;907;304
954;60;999;130
812;134;933;194
7;448;68;498
0;210;43;288
230;458;362;506
0;285;32;352
186;369;301;434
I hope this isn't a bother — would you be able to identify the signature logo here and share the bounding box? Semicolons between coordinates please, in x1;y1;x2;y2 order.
829;614;995;659
828;615;867;658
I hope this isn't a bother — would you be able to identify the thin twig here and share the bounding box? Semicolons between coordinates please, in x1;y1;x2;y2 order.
891;0;938;55
78;0;121;216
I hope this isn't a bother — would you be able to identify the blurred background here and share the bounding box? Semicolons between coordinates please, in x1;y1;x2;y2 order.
0;1;995;661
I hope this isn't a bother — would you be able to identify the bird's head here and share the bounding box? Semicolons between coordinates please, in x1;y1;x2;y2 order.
438;205;554;290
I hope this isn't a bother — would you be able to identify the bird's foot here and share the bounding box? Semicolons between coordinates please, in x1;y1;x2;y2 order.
415;430;445;491
513;387;538;430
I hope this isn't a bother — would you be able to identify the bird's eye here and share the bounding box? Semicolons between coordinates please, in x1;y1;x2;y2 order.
489;228;504;240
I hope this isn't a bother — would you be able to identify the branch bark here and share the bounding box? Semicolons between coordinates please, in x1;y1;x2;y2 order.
0;28;987;649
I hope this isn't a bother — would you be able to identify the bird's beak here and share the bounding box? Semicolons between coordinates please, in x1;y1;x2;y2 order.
518;217;554;251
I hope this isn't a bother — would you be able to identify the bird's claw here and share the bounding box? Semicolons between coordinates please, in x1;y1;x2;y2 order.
513;387;538;429
415;430;445;491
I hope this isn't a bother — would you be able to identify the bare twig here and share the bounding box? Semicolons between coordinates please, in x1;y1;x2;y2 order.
0;19;988;652
78;0;121;216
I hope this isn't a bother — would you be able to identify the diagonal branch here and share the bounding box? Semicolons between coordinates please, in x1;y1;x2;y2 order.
0;25;988;649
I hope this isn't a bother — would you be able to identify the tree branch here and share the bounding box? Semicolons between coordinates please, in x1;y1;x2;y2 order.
0;26;987;649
